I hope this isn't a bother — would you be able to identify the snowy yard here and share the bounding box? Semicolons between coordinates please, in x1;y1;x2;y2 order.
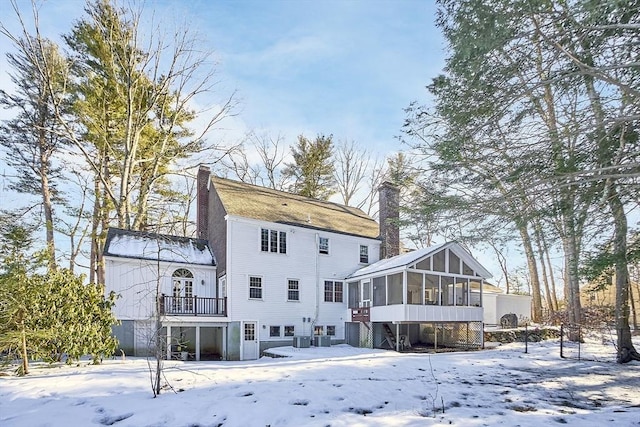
1;337;639;427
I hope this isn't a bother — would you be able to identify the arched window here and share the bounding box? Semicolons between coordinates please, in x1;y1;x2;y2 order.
172;269;194;312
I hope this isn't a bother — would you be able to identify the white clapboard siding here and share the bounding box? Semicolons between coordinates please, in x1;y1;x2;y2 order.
104;256;217;320
225;216;380;340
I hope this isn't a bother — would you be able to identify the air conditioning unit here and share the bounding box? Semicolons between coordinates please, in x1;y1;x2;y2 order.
313;335;331;347
292;335;311;348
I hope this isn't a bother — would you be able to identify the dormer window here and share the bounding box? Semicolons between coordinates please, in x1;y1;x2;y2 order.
319;237;329;255
261;228;286;254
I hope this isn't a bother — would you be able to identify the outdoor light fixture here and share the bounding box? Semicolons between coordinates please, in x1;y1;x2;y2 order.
201;280;205;285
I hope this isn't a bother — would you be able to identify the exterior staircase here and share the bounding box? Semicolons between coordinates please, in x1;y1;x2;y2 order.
382;323;396;349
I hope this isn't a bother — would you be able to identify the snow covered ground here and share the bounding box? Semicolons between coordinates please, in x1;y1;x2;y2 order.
1;336;639;427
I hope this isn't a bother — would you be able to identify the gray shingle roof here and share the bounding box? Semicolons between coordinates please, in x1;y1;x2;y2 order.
211;176;380;239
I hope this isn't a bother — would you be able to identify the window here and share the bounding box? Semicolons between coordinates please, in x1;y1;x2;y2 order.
359;245;368;263
324;280;343;302
335;282;343;302
261;229;269;251
287;279;300;301
249;276;262;299
270;326;281;337
326;325;336;336
314;325;324;336
319;237;329;254
279;231;287;253
284;325;295;336
261;228;287;254
172;268;194;312
244;323;255;341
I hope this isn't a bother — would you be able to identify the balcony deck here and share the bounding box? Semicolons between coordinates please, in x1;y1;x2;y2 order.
159;295;227;317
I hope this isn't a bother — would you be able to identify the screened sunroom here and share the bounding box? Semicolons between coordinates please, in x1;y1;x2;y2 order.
345;242;492;352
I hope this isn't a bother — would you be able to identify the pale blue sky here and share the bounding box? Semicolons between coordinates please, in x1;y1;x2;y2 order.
0;0;445;155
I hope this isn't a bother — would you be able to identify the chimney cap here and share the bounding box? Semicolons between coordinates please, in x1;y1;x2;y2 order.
379;180;399;190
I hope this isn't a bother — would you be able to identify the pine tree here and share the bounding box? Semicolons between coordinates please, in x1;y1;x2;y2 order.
0;34;71;270
283;134;336;200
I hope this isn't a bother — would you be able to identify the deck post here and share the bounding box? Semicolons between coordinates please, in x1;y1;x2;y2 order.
196;326;201;361
396;323;400;352
434;323;438;351
166;325;172;360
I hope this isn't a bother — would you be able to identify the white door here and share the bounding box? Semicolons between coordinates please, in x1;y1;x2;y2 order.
172;269;194;313
243;321;259;360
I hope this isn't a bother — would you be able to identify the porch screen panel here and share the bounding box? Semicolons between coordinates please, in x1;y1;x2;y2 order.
455;278;469;306
463;262;474;276
407;272;423;304
424;274;439;305
433;250;446;272
469;279;482;306
442;276;454;306
362;281;371;304
372;276;386;306
387;273;403;305
449;252;461;274
348;281;360;308
416;257;431;270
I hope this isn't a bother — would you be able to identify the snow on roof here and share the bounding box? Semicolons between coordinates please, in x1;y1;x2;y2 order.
348;242;492;279
348;242;447;278
103;228;215;266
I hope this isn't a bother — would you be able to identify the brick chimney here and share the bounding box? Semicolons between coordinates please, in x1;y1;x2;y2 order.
378;181;400;259
197;165;210;240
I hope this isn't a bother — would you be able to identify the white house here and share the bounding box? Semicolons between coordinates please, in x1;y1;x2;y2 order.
197;169;382;360
104;166;528;361
103;228;225;360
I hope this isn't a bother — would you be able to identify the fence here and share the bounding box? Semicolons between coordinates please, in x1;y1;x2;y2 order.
559;323;618;362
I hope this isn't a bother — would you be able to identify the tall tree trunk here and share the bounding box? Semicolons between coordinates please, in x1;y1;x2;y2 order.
518;225;543;322
541;232;560;311
629;281;637;331
560;192;583;336
563;234;582;328
607;183;640;363
38;124;56;271
20;319;29;376
534;222;554;315
89;176;101;285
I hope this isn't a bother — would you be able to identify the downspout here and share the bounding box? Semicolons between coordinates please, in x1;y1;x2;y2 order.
312;233;320;337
